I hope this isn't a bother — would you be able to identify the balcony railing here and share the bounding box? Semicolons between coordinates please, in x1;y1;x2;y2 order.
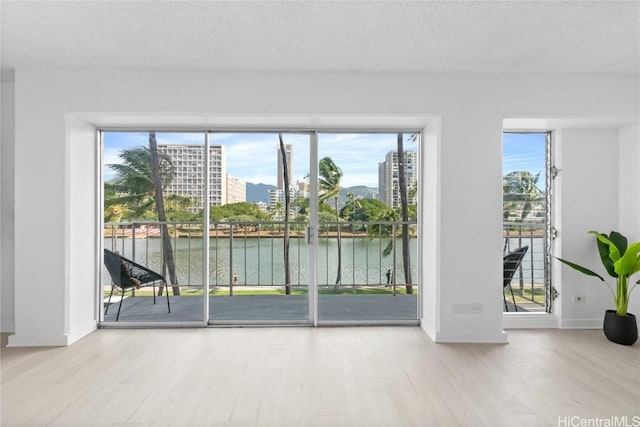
102;219;547;318
103;220;419;295
503;221;547;311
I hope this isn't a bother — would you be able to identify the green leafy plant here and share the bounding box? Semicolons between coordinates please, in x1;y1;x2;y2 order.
556;231;640;317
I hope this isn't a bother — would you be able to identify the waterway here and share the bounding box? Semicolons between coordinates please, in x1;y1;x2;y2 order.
104;236;419;288
103;235;545;288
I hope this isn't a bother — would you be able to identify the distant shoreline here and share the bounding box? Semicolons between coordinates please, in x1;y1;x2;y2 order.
103;228;417;239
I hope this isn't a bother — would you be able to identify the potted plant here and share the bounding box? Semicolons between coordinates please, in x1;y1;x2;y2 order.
556;230;640;345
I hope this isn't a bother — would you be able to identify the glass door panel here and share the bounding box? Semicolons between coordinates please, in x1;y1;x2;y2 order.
316;133;420;322
102;131;206;323
102;130;421;325
208;132;311;323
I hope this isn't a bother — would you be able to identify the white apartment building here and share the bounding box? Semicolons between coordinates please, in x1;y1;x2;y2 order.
268;188;297;219
378;150;418;209
226;174;246;205
157;143;227;211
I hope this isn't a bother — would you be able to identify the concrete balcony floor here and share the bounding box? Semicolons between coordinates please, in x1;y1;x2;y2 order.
103;292;420;323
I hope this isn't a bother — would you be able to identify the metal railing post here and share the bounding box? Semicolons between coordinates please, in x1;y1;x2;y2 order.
229;225;234;297
392;223;397;296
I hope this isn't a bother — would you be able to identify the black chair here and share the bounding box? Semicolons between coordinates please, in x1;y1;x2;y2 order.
503;246;529;312
103;249;171;321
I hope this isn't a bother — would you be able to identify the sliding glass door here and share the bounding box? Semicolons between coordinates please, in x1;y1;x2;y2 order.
207;132;312;324
102;131;206;323
316;133;420;323
101;129;420;325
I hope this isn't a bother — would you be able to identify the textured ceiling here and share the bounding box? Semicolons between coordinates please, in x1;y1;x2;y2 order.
1;1;639;76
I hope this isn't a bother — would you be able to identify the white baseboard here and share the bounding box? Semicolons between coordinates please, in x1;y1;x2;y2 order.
503;313;559;329
7;321;98;347
8;333;70;347
559;318;603;329
430;330;509;344
68;323;98;345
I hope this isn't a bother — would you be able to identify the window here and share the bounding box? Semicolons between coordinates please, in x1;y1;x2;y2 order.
502;132;552;313
101;130;421;325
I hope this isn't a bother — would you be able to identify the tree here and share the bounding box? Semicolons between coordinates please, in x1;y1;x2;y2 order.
208;202;270;222
103;185;132;222
345;192;362;222
503;170;544;253
148;133;180;296
397;133;414;294
340;197;388;224
160;194;197;222
319;157;344;285
268;201;284;221
106;140;183;295
503;171;542;222
502;170;544;296
292;196;310;221
105;146;175;220
368;206;398;241
279;134;292;295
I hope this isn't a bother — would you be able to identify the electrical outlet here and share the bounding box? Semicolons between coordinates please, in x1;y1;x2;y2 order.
469;303;483;314
453;303;484;314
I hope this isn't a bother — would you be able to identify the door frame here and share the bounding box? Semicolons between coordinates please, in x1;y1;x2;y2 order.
98;123;426;327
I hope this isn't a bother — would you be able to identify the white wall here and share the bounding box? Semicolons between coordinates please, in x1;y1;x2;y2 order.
67;117;99;343
4;68;639;345
619;124;640;239
618;124;640;318
554;130;621;327
555;125;640;326
1;80;15;333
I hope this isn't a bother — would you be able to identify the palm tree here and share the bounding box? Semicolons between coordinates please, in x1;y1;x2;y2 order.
345;192;362;222
503;170;543;252
345;191;364;236
397;133;414;294
278;133;292;295
502;170;544;297
319;157;343;285
503;171;542;222
105;146;174;219
148;132;180;296
105;140;181;295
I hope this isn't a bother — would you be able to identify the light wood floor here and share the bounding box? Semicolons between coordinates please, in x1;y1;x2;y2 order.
1;327;638;426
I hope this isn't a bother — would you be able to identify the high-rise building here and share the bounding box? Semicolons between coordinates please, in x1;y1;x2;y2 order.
378;150;418;209
268;188;297;220
226;174;246;205
277;143;294;191
157;143;227;211
378;161;386;206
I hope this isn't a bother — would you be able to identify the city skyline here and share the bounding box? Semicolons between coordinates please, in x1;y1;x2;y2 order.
103;131;547;196
103;132;419;189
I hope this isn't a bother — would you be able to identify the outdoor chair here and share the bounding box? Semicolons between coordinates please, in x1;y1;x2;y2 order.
503;246;529;312
103;249;171;321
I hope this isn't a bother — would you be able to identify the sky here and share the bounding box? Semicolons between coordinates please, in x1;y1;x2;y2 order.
502;132;547;188
104;131;546;189
103;132;416;188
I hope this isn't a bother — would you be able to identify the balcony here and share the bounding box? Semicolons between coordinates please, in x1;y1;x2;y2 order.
503;221;548;313
101;220;547;323
103;221;420;323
